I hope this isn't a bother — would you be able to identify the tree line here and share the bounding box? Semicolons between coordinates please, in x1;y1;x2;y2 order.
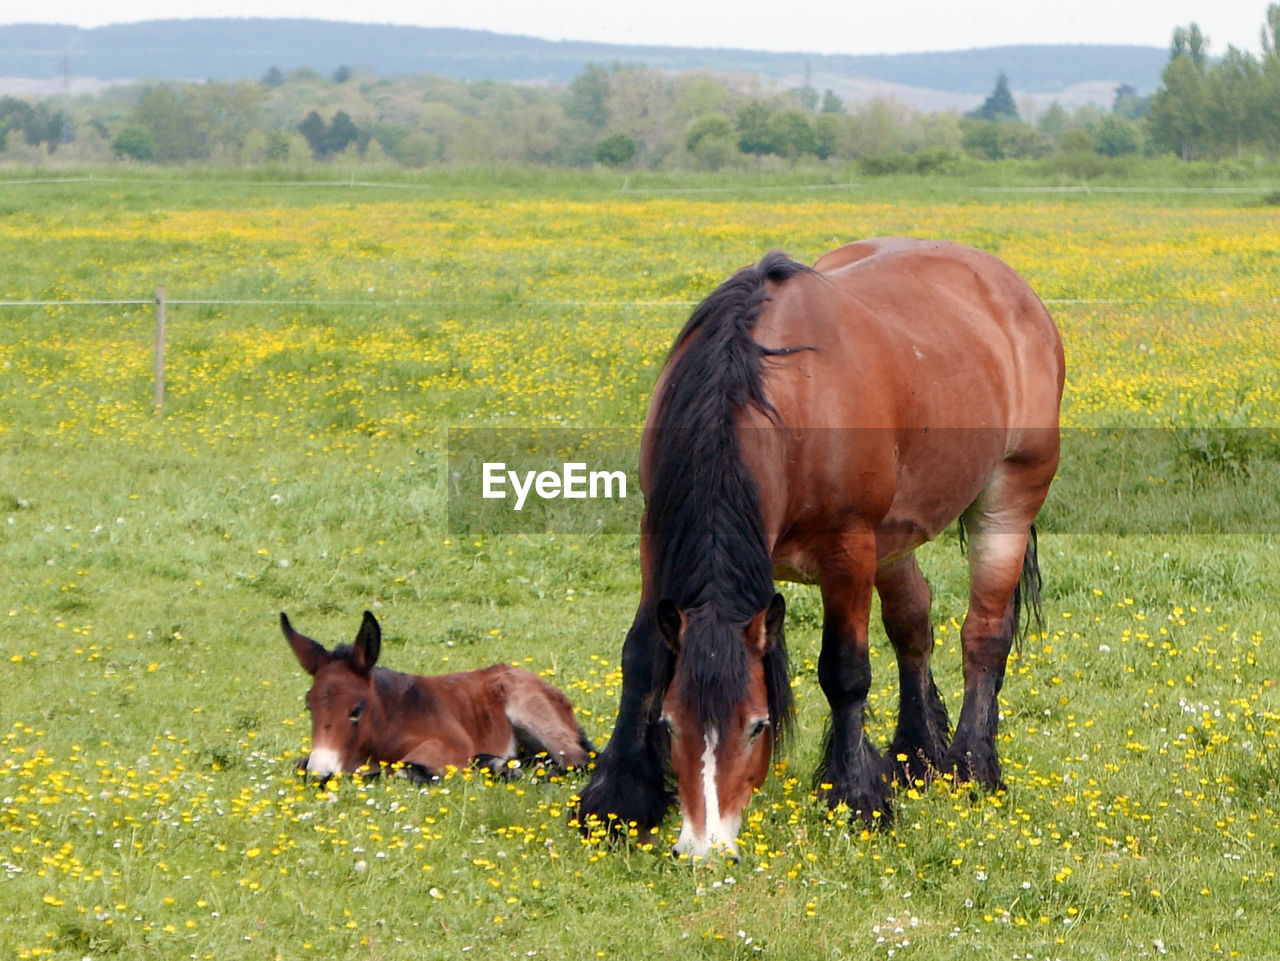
2;4;1278;171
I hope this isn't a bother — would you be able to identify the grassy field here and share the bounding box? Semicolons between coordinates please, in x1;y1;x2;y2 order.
1;171;1278;959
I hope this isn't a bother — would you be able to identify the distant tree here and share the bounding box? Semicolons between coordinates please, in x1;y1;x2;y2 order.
593;132;637;166
1036;101;1069;140
325;110;358;155
1148;26;1211;160
1208;46;1261;156
564;63;610;129
1111;83;1151;119
962;117;1047;159
1093;114;1141;155
262;66;284;87
684;113;734;153
1264;2;1280;55
1060;128;1094;153
819;89;845;114
332;65;352;84
132;84;208;161
391;130;440;167
112;124;156;161
672;75;727;122
812;112;845;159
298;110;328;156
1172;24;1209;70
685;113;736;169
192;81;266;155
264;129;292;161
766;109;817;157
0;96;35;150
13;101;70;150
736;100;775;155
972;71;1019;121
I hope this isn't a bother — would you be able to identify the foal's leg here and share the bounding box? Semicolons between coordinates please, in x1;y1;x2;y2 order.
574;600;672;837
401;738;476;782
878;555;949;785
815;536;891;823
504;675;591;769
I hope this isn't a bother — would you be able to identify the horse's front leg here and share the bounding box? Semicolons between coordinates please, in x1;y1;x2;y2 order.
574;600;672;839
815;539;892;824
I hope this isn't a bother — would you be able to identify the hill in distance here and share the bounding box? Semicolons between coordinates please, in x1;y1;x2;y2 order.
0;18;1167;112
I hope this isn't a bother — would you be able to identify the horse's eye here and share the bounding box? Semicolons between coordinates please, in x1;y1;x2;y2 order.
349;705;364;723
748;719;770;742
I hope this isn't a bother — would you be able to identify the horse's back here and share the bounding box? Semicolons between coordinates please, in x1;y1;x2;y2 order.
753;238;1061;432
745;238;1063;568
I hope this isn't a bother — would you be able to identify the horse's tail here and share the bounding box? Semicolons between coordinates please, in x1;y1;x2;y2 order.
1011;524;1044;642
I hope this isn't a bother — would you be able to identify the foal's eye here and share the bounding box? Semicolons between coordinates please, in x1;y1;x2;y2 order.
349;705;364;723
748;719;770;742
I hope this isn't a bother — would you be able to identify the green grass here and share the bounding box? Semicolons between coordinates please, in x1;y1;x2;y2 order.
1;171;1278;960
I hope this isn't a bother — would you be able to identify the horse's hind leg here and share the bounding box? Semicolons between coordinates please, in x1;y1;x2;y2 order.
945;453;1054;788
878;555;949;785
815;537;892;823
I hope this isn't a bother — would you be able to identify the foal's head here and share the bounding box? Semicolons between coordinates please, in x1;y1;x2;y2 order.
657;593;787;859
281;611;383;778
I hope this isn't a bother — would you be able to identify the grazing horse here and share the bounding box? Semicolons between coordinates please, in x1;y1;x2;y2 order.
576;238;1064;858
282;611;591;780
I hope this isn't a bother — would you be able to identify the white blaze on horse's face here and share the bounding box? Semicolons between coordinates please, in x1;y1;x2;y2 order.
304;668;371;776
662;668;773;860
305;745;344;778
655;596;783;859
283;609;382;779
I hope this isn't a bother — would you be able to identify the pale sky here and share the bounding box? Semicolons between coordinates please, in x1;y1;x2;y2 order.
4;0;1271;56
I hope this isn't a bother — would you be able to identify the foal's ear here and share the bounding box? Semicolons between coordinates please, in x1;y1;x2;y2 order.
281;612;330;676
655;599;684;651
748;592;786;656
352;610;382;672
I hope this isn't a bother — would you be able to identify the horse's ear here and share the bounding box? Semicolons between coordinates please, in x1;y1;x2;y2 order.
766;592;785;645
748;592;786;656
352;610;382;672
655;599;684;652
281;612;330;676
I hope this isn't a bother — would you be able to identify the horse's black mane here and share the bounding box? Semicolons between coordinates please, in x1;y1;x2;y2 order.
647;250;807;745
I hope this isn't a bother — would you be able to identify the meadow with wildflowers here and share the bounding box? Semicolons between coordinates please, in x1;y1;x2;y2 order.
1;173;1278;960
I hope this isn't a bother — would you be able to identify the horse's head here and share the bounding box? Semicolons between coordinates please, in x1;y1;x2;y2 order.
657;592;787;859
281;610;383;778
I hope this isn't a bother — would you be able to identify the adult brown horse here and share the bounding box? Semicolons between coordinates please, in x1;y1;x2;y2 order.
576;238;1063;858
283;611;591;780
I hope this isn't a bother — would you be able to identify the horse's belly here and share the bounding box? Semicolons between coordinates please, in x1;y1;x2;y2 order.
773;559;819;585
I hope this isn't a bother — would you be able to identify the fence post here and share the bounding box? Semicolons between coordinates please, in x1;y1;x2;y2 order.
154;285;166;410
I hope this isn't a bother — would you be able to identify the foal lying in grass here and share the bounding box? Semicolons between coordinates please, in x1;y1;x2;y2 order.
282;611;591;781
